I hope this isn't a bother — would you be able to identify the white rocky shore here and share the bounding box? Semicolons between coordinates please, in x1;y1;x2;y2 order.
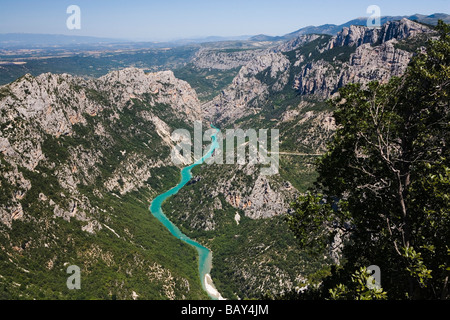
205;273;226;300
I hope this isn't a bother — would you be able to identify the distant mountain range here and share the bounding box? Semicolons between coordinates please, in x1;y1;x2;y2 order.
249;13;450;41
0;33;130;48
1;13;448;49
0;33;254;49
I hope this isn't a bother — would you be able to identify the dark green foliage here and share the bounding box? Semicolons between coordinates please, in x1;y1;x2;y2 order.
0;86;12;100
162;162;326;300
84;88;110;106
320;45;357;63
0;157;15;204
0;80;210;300
41;134;71;164
394;33;432;53
279;156;319;193
174;64;240;101
0;191;209;300
287;21;450;300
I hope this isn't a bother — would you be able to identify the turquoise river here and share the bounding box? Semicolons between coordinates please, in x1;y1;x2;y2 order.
149;125;222;300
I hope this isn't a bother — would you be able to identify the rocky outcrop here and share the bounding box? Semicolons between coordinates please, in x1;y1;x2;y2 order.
0;163;30;228
331;18;432;48
98;68;202;122
203;19;432;125
192;48;266;70
0;67;203;232
104;153;167;196
342;40;413;83
239;174;291;219
202;51;290;124
276;34;322;52
4;73;103;138
294;19;431;97
202;164;297;221
0;67;209;299
294;60;339;97
294;38;415;97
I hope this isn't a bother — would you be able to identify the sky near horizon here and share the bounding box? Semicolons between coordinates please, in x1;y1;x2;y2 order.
0;0;449;41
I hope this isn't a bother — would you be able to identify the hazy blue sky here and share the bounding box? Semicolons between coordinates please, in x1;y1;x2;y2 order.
0;0;448;41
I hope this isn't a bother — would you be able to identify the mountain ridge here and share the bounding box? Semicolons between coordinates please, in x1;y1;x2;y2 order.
203;18;434;126
1;13;447;49
250;13;449;41
0;15;445;300
0;67;211;299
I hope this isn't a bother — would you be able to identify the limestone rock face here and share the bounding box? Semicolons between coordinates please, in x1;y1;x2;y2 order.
202;19;432;126
202;51;290;124
0;163;30;228
294;60;340;97
210;165;297;221
98;68;202;122
332;25;380;48
0;67;203;232
332;18;432;48
6;73;100;137
192;48;266;70
243;175;289;219
294;40;414;96
293;19;431;97
344;40;413;82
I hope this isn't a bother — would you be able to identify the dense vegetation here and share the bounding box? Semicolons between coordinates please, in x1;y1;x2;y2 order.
173;64;240;102
0;190;208;300
0;85;209;299
162;161;328;299
0;47;198;86
286;21;450;300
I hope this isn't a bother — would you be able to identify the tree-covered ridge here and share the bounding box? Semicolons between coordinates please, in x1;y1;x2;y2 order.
0;71;209;300
287;21;449;300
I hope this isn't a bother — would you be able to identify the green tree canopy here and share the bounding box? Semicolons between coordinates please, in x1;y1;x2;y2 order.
288;21;450;300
